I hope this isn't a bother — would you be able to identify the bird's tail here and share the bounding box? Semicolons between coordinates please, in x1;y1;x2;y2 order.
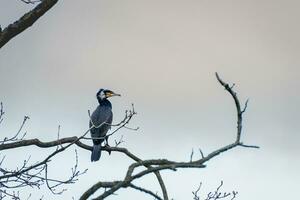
91;144;101;162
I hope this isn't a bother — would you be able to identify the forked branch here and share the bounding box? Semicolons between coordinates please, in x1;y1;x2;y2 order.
0;73;258;199
79;73;258;199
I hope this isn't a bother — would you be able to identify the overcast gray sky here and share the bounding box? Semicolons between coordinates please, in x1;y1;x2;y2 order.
0;0;299;199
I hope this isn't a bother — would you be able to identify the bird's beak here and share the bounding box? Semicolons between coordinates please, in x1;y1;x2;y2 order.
106;91;121;98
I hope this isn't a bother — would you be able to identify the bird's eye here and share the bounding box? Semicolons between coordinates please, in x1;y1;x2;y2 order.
98;90;106;99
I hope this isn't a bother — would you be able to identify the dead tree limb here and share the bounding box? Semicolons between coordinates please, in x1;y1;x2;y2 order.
79;73;259;199
0;105;142;199
0;73;258;199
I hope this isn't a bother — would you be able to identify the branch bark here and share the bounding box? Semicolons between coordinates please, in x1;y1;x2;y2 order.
0;0;58;49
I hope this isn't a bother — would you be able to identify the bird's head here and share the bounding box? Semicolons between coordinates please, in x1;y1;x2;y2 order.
96;89;121;102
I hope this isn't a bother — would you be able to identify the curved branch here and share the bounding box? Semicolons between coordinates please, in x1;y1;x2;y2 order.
215;72;243;142
79;181;163;200
0;105;168;199
0;73;258;199
80;73;259;199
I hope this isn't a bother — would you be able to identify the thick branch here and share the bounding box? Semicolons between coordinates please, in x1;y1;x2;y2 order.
0;114;168;199
0;137;90;151
0;73;258;199
81;73;258;199
0;0;58;49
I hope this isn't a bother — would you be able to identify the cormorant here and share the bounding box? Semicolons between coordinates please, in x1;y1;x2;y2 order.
89;89;120;162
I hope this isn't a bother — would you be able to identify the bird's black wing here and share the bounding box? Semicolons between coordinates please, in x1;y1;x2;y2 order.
89;105;113;145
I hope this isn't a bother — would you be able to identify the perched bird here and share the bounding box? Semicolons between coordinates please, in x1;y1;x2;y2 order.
89;89;120;162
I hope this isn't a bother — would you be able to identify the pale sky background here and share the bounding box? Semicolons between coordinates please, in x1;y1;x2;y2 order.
0;0;299;199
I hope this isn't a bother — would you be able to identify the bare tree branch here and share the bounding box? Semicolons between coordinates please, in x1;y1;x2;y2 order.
192;182;202;200
0;0;258;199
128;183;163;200
0;116;29;145
0;102;4;125
0;0;59;49
193;181;238;200
0;104;141;198
79;73;258;199
0;73;257;199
